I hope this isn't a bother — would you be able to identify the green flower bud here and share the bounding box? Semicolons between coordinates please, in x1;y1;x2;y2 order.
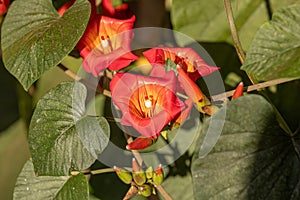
152;165;164;185
139;184;152;197
145;166;153;179
132;170;146;186
114;166;132;184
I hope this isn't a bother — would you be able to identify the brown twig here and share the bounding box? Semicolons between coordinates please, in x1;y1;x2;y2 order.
57;63;111;97
211;77;299;102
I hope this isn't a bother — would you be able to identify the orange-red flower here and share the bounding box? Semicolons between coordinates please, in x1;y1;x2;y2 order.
0;0;10;15
110;70;185;138
77;1;138;77
143;47;219;81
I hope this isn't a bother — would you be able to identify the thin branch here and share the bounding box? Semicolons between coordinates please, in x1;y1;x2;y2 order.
211;77;299;102
154;184;173;200
90;168;116;175
71;167;115;176
57;63;112;97
57;63;81;81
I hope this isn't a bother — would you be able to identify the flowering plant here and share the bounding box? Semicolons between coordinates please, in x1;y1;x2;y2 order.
0;0;300;199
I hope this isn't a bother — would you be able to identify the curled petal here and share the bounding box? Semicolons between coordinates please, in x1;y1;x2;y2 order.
177;66;211;113
143;47;219;81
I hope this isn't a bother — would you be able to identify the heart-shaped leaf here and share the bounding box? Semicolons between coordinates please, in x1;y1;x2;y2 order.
1;0;91;90
29;82;110;176
13;160;89;200
192;95;300;199
242;4;300;81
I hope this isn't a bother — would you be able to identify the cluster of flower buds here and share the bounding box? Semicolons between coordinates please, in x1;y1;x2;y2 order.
114;158;164;198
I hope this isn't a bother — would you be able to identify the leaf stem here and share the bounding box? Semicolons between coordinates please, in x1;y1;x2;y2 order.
223;0;245;64
223;0;256;84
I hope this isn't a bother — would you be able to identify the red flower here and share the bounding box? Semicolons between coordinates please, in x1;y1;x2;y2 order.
143;47;219;81
77;1;138;77
110;70;185;138
0;0;10;15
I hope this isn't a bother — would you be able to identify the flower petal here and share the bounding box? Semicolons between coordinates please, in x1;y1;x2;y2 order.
143;47;219;81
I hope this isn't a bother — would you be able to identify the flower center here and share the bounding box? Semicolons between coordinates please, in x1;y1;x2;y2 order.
144;95;153;108
100;35;113;52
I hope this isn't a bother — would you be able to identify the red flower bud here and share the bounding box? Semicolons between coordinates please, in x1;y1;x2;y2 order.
126;137;156;150
152;165;164;185
232;82;244;99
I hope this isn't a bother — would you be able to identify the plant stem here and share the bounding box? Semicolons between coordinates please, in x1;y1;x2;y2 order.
223;0;256;84
211;77;299;102
90;168;115;175
57;63;111;97
71;167;115;176
154;184;173;200
223;0;245;64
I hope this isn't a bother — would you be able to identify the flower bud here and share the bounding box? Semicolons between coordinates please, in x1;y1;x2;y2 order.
145;166;153;179
152;165;164;185
139;184;152;197
232;82;244;99
114;166;132;184
133;171;147;186
126;137;156;150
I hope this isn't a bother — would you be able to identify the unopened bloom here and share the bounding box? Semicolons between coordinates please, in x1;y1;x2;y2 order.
232;82;244;99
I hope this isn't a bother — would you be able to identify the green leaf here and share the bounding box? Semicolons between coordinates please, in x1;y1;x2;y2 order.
13;160;89;200
191;95;300;200
242;4;300;81
29;82;110;176
171;0;299;49
1;0;91;90
171;0;267;49
159;173;194;200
